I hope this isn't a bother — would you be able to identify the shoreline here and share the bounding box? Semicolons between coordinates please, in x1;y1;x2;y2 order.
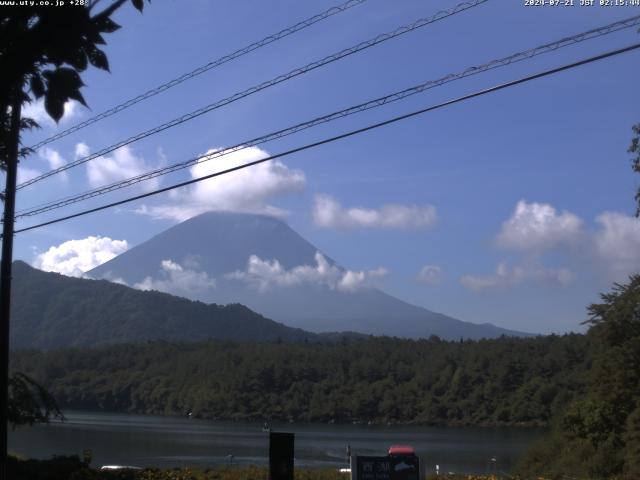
51;407;551;430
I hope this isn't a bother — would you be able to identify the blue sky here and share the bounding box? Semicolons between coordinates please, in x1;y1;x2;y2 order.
10;0;640;334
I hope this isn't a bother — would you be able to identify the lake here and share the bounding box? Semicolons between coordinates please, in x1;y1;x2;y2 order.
9;411;545;475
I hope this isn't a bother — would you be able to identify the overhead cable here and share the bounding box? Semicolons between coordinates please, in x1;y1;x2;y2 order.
15;0;488;190
26;0;368;150
15;14;640;219
12;42;640;235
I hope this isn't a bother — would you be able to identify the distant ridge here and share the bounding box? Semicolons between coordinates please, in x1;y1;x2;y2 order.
10;261;320;349
90;211;533;340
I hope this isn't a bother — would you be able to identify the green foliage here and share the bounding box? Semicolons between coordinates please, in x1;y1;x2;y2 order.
41;68;87;121
0;0;149;108
8;372;63;428
7;458;344;480
10;261;317;349
622;404;640;476
629;124;640;217
12;334;591;427
516;276;640;479
0;0;148;440
8;455;88;480
0;0;149;173
16;457;583;480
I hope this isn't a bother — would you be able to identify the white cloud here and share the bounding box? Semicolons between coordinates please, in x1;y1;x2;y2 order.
496;200;583;251
39;147;66;169
75;142;90;158
492;201;640;280
33;236;129;277
86;144;160;190
23;98;82;126
17;165;41;183
313;194;437;230
593;212;640;278
460;261;572;292
134;259;216;294
339;267;387;291
16;148;68;185
226;252;387;293
135;146;305;222
38;147;68;181
417;265;443;285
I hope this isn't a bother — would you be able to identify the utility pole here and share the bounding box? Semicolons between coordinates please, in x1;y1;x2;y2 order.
0;95;22;480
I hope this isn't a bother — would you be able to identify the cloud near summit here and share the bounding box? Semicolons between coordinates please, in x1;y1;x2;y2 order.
134;259;216;294
135;146;305;221
227;252;387;292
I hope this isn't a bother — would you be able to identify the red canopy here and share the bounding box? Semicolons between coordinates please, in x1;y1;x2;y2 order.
388;445;415;456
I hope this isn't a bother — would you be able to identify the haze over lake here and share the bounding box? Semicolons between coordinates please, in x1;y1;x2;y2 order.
9;411;544;474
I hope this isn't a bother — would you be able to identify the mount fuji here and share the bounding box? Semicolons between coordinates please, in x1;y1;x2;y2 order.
89;211;530;340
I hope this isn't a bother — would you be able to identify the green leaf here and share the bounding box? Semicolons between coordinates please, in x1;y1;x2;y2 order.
44;94;65;123
132;0;144;12
43;67;85;92
8;373;63;428
67;48;88;72
30;74;45;98
87;47;109;72
42;67;88;121
67;89;88;108
85;27;106;45
20;118;40;131
94;16;121;34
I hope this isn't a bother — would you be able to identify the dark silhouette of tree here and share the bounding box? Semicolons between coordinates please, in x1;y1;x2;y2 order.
0;2;149;476
8;373;62;428
516;117;640;478
1;0;149;124
517;275;640;479
629;124;640;217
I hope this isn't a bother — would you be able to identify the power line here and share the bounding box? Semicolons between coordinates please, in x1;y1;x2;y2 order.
25;0;367;151
15;14;640;219
15;0;488;191
12;42;640;236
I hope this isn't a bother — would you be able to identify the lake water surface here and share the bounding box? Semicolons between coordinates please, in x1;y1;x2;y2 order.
9;411;545;475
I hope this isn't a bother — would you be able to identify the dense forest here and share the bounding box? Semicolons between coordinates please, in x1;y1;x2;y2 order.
12;333;591;427
9;277;640;479
516;275;640;479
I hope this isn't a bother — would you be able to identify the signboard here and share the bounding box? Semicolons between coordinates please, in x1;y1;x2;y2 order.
269;432;294;480
351;455;421;480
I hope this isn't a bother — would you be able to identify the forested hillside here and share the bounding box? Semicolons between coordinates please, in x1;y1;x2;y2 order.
10;261;318;348
12;334;591;426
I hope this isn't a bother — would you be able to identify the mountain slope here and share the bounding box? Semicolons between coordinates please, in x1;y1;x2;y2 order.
10;261;318;349
90;211;531;340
